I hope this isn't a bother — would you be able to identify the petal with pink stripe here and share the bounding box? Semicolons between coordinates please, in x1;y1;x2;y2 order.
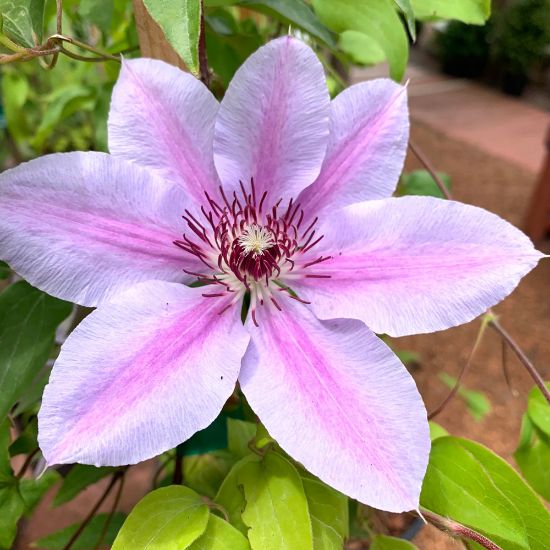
213;36;330;203
298;79;408;216
0;152;196;307
109;58;220;203
39;282;249;466
239;298;430;512
292;196;543;337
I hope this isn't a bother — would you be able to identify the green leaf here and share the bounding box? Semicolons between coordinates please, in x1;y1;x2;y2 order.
239;452;313;550
411;0;490;25
428;421;449;441
312;0;408;81
394;0;416;40
79;0;114;34
143;0;201;75
215;455;257;534
0;483;25;550
371;535;418;549
0;281;72;420
237;0;336;47
339;30;385;66
183;451;236;498
188;514;250;550
0;261;9;280
527;383;550;438
227;418;256;458
0;0;45;46
514;415;550;502
302;477;348;549
421;436;550;549
33;513;126;549
1;71;30;143
54;464;116;507
0;420;24;550
32;84;94;150
112;486;209;549
0;419;11;478
399;170;451;198
20;469;60;514
439;373;491;422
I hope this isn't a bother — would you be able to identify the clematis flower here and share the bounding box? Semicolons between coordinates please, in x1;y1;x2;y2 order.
0;37;543;513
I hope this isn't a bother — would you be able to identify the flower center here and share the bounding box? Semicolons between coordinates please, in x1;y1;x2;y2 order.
237;225;276;256
174;179;331;323
233;225;281;281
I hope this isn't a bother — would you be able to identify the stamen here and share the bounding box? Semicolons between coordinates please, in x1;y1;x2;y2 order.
175;180;330;319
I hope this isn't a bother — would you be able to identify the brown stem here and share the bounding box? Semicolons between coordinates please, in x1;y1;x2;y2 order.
94;472;125;550
56;0;63;35
172;452;183;485
198;0;210;88
428;315;491;420
408;141;452;200
420;509;503;550
15;448;39;479
489;318;550;405
501;336;518;396
62;471;123;550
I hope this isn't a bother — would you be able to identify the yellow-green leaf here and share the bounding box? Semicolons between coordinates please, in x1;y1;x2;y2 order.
312;0;408;81
239;452;313;550
188;514;250;550
112;486;209;550
143;0;202;75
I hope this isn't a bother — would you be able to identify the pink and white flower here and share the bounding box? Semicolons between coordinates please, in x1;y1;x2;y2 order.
0;37;542;512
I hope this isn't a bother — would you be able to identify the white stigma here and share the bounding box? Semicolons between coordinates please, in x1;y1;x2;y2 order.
238;224;276;257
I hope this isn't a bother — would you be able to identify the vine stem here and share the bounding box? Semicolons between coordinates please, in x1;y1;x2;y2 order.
409;139;550;406
173;443;184;485
198;0;210;88
62;471;124;550
428;313;493;419
420;508;503;550
94;472;125;550
489;318;550;405
408;141;452;200
15;448;39;479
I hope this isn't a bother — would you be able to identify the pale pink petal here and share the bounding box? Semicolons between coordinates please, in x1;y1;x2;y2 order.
108;58;219;203
292;197;543;337
213;36;330;203
240;298;429;512
298;79;408;216
39;282;249;466
0;152;197;307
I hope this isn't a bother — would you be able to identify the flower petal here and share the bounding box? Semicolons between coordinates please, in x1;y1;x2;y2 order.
108;58;219;203
39;282;249;466
0;152;196;306
298;79;408;215
213;36;330;203
239;298;429;512
292;196;543;337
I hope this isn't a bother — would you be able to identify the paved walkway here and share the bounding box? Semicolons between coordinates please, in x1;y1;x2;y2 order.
352;64;550;174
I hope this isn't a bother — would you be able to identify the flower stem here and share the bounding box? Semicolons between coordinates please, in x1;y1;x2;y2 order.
172;443;185;484
420;508;503;550
489;318;550;405
94;472;125;550
408;141;452;200
198;0;210;88
62;470;124;550
15;448;39;479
